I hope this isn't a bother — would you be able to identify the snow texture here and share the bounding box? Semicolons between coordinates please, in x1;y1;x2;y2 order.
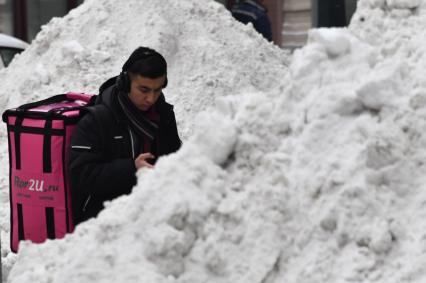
2;0;426;282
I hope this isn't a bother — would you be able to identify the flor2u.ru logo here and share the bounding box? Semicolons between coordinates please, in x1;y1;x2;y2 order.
14;176;59;192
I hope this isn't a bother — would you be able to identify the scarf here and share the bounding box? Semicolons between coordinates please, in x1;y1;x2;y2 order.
117;90;159;141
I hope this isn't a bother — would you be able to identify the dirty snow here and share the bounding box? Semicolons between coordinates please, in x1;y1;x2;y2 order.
2;0;426;282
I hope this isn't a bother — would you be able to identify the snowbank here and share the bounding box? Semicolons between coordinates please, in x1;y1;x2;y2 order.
3;0;426;282
0;0;289;281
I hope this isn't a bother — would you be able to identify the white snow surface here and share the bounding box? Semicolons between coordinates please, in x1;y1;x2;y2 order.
2;0;426;282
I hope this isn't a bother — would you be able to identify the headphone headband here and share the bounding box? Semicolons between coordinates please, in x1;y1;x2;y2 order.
122;47;164;72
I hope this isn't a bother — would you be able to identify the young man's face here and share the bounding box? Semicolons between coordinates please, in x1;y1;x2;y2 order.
128;74;166;111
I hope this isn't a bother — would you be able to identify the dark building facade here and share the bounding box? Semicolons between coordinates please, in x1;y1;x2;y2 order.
1;0;358;48
221;0;358;48
0;0;83;42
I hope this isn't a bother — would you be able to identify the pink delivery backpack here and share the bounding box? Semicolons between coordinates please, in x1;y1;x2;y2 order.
2;92;95;252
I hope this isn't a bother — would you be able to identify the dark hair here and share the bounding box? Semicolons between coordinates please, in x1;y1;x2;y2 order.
122;47;167;79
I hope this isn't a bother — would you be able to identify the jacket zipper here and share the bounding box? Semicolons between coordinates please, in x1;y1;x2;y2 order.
82;195;91;212
128;127;135;159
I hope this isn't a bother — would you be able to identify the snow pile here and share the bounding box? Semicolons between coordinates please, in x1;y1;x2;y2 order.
4;0;426;282
0;0;289;281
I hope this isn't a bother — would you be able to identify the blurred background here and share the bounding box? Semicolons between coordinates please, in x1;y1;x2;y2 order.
0;0;358;49
0;0;83;42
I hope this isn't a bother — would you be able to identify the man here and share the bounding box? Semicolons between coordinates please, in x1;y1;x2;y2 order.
231;0;272;42
69;47;181;224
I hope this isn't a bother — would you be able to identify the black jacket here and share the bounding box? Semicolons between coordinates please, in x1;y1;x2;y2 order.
69;78;181;224
231;0;272;42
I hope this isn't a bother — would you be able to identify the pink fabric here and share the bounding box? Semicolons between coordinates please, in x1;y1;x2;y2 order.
66;92;93;103
6;93;93;252
9;120;69;251
32;101;84;112
62;110;80;117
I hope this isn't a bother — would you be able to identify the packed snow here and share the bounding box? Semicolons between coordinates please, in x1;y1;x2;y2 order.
1;0;426;282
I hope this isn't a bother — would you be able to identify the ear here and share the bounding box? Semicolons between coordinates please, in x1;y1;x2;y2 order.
163;76;168;88
116;72;131;92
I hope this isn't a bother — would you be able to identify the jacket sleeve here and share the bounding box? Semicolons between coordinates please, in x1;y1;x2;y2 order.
169;109;182;153
255;14;273;42
68;113;137;214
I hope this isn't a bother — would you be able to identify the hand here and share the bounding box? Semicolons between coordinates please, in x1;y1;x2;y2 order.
135;153;155;170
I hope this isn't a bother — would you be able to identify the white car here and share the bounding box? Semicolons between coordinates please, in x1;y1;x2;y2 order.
0;33;28;68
